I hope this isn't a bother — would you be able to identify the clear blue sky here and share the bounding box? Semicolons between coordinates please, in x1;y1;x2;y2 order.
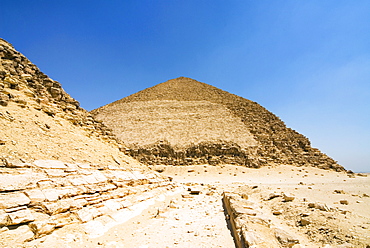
1;1;369;172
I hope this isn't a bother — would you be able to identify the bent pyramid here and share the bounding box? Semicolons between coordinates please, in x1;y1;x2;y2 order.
92;77;344;171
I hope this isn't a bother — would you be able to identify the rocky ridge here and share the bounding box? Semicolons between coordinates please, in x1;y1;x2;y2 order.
92;77;343;171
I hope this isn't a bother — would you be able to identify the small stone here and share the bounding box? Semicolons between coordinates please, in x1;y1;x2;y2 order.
282;193;295;202
340;199;349;205
334;189;345;194
299;218;311;226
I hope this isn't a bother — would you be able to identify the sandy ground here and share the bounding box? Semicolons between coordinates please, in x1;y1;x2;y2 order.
27;164;370;248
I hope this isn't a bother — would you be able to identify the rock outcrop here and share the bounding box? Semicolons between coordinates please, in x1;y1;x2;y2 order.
92;77;344;171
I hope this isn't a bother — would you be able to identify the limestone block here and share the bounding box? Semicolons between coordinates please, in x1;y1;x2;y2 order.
33;160;67;169
44;169;66;177
0;192;30;209
76;163;91;169
8;209;35;225
29;221;55;237
84;184;103;194
69;198;88;210
21;74;32;80
241;229;260;247
131;171;147;180
41;189;60;202
69;177;87;186
91;171;108;183
51;212;79;228
104;199;123;212
0;210;10;227
99;183;117;192
25;189;46;203
41;200;71;215
274;228;300;247
0;174;31;191
83;174;99;184
0;225;34;245
76;207;100;223
110;171;135;181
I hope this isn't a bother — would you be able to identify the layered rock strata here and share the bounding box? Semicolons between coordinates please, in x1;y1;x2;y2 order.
0;159;172;247
92;77;343;171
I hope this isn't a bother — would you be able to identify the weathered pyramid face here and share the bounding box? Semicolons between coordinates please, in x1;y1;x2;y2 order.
92;77;344;171
0;38;140;167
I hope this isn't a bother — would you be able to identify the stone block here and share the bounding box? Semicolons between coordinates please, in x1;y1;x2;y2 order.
41;189;60;202
69;198;88;210
83;174;99;184
76;207;100;223
0;173;42;192
33;160;67;169
0;225;34;245
0;192;30;209
0;210;10;227
92;171;108;183
25;189;46;203
274;228;300;247
41;200;71;215
8;209;35;225
29;220;56;237
104;199;123;212
69;177;87;186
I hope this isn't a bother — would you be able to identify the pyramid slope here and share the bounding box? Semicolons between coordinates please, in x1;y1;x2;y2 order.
0;38;140;167
92;77;343;171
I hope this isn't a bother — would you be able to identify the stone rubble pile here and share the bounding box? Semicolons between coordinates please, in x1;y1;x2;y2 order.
0;39;118;145
0;159;173;247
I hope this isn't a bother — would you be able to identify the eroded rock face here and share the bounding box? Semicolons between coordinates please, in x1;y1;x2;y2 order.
92;77;344;171
0;159;172;247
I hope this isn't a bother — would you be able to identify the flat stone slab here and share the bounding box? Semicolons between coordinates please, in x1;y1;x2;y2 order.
33;160;67;169
0;192;30;209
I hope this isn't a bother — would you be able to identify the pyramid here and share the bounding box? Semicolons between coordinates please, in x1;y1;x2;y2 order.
92;77;344;171
0;38;140;167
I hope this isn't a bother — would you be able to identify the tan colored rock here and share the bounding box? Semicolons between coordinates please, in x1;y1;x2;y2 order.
0;192;30;209
29;220;56;237
274;228;300;247
34;160;67;169
0;210;10;227
25;189;46;203
41;200;71;215
8;209;34;225
282;193;295;202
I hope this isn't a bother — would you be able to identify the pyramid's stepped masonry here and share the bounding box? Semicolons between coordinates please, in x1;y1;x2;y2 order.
92;77;343;171
0;38;130;166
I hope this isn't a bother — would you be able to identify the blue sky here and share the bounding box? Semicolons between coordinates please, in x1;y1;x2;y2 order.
1;1;369;172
